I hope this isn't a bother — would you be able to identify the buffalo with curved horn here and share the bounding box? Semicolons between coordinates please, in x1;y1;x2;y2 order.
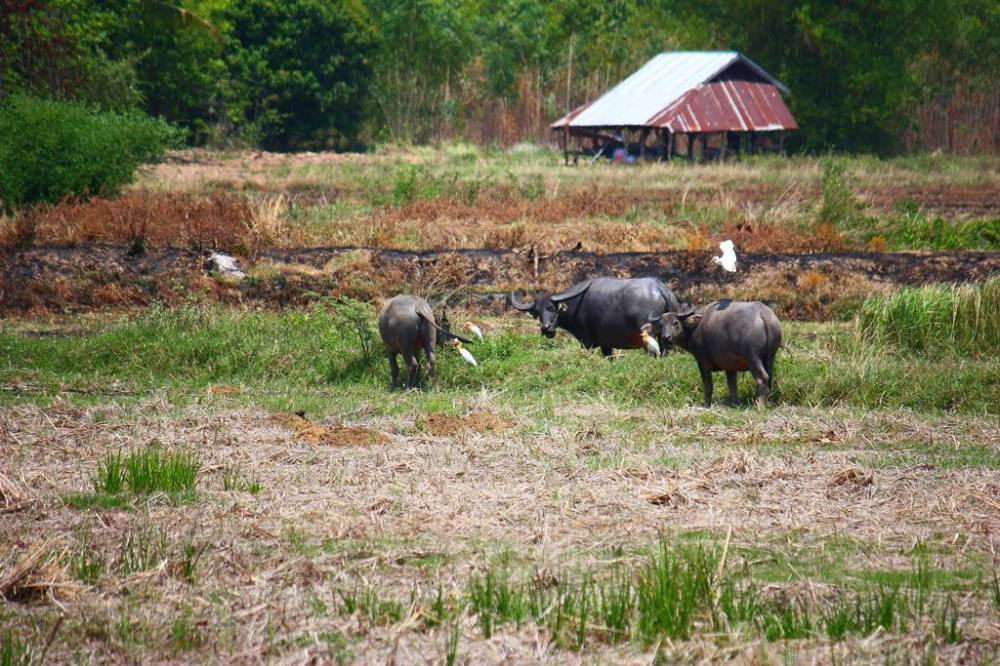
648;299;782;407
510;277;681;357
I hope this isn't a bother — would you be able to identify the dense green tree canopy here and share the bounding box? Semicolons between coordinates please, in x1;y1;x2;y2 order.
0;0;996;153
222;0;377;150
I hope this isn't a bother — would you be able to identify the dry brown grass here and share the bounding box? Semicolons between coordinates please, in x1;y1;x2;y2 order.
12;191;254;251
1;399;998;662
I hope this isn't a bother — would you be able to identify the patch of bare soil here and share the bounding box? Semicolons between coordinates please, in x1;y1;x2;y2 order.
862;184;1000;218
272;412;390;446
422;413;515;437
3;243;998;319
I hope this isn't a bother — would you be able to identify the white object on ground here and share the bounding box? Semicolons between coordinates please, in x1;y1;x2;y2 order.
713;240;737;272
206;252;246;279
464;322;484;342
641;329;661;357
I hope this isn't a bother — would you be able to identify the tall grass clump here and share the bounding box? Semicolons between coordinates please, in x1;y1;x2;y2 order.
859;277;1000;356
92;445;198;497
0;94;179;212
0;629;31;666
817;158;866;230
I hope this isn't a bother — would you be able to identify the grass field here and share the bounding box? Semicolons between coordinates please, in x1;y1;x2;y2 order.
2;302;999;663
2;148;999;663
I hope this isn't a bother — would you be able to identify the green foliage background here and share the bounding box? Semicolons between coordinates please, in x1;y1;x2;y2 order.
0;0;997;153
0;94;179;210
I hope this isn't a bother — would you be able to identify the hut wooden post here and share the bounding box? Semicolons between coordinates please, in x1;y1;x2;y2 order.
686;133;695;163
665;130;674;162
562;128;569;166
778;131;786;155
727;131;741;158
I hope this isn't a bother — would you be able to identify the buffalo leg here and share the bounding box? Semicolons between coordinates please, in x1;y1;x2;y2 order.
600;346;613;358
388;353;400;390
725;371;739;405
698;363;714;408
750;358;770;407
765;353;775;390
403;352;419;389
422;336;437;389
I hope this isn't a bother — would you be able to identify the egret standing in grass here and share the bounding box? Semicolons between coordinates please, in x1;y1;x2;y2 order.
450;339;478;366
713;240;738;272
640;324;662;357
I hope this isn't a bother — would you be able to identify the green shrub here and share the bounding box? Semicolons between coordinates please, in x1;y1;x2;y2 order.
859;277;1000;356
0;94;179;210
817;158;866;229
886;201;1000;250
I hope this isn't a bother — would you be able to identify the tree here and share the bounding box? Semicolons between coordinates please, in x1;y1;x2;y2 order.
367;0;471;142
689;0;949;153
222;0;378;150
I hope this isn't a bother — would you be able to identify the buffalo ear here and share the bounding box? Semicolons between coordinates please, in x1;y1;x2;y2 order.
648;311;661;324
685;313;704;328
558;303;568;312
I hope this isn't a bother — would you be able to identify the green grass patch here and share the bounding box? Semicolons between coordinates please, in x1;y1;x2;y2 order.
169;606;202;652
348;540;985;650
89;446;198;501
0;628;31;666
859;277;1000;356
221;464;263;495
118;525;168;575
872;442;1000;471
2;306;999;416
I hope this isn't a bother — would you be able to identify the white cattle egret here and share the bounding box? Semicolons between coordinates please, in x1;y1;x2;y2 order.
641;327;661;357
464;322;484;342
451;339;478;366
713;240;737;272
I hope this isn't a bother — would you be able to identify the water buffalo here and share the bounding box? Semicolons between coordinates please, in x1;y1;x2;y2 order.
650;299;781;407
510;277;681;357
377;295;471;389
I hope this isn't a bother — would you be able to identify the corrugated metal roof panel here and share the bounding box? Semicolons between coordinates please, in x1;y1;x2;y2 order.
648;80;798;132
550;101;591;129
568;51;740;127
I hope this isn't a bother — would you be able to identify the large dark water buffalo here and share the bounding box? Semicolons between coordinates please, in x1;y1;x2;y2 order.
510;277;681;356
652;299;782;407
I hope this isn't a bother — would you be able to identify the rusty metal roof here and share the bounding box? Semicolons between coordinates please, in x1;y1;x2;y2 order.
551;51;795;132
648;80;798;132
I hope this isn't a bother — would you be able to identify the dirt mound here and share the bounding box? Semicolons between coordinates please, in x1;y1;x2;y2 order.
272;413;389;447
422;413;514;437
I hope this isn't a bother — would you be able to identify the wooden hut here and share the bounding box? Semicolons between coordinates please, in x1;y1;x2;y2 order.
551;51;797;163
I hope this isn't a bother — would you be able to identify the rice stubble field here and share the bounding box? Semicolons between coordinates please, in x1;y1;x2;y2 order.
1;147;999;663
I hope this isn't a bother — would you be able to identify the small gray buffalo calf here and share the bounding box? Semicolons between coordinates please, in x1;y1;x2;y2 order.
377;295;471;390
650;299;782;407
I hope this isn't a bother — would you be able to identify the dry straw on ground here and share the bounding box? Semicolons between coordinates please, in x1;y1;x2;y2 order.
2;399;998;661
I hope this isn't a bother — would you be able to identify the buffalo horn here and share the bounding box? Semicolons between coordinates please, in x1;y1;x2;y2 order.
509;291;535;311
